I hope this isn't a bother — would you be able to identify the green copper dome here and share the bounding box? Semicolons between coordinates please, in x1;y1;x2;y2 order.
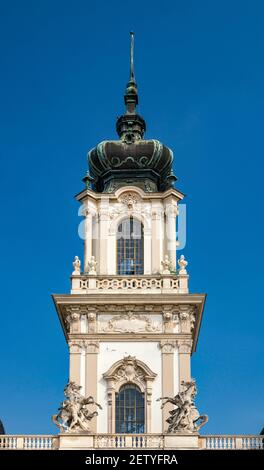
87;33;176;193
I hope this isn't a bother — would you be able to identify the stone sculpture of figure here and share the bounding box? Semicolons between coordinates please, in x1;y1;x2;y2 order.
88;256;97;275
157;379;208;433
161;255;171;274
72;256;81;275
178;255;188;275
52;381;102;433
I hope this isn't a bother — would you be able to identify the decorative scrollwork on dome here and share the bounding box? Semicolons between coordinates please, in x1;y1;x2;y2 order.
110;155;150;169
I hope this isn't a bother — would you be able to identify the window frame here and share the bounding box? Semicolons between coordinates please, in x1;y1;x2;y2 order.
115;383;145;434
116;217;144;276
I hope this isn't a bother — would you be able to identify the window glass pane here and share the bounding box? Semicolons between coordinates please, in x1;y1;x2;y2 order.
115;384;145;434
117;218;144;275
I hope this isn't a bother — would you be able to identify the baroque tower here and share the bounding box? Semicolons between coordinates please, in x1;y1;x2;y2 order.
53;33;206;449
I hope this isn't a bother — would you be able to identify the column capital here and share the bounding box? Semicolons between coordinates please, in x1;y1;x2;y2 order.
85;208;96;217
151;209;164;220
98;210;110;221
176;339;193;354
173;305;196;333
65;306;87;334
162;307;177;333
69;339;85;353
159;340;177;353
85;340;100;354
80;205;96;217
165;204;179;217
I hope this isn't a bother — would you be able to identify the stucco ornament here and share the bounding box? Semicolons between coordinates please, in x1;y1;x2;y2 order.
103;356;156;391
157;379;208;433
52;382;102;433
88;256;97;275
65;311;79;332
119;191;140;209
161;255;171;274
99;312;161;333
72;256;81;275
114;356;145;382
178;255;188;275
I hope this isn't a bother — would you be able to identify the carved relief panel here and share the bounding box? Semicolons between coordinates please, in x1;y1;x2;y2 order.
98;312;162;334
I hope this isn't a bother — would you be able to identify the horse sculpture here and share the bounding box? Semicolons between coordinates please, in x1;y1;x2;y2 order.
52;381;102;433
157;379;208;433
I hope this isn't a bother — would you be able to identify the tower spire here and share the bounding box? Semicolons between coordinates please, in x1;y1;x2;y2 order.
124;31;138;114
116;32;146;141
130;31;135;82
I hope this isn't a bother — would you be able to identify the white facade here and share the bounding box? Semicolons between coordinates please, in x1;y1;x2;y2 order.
79;186;181;277
53;183;206;436
97;342;163;433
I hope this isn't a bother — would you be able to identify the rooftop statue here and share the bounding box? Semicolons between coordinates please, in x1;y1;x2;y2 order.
52;382;102;433
157;379;208;433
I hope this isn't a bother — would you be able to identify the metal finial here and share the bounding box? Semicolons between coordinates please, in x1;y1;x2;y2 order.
123;31;140;116
130;31;135;82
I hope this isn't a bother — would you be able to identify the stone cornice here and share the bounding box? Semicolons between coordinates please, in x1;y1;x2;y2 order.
68;333;193;342
53;293;206;304
52;293;206;353
75;186;185;203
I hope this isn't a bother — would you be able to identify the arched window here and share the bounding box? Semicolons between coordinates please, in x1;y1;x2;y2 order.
117;217;144;275
115;384;145;434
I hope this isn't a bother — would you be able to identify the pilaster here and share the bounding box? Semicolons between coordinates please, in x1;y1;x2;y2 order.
69;340;84;385
159;340;177;431
98;199;110;274
85;341;100;433
84;209;93;273
177;339;192;383
165;202;178;271
151;205;164;274
144;227;152;274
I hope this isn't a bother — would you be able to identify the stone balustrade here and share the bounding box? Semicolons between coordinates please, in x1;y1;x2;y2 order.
0;434;263;450
199;435;264;450
0;435;58;450
71;274;189;294
94;434;164;449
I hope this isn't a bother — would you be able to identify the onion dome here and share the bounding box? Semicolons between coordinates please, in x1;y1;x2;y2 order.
87;33;177;193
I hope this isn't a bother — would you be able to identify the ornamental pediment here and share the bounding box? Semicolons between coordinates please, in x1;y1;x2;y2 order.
103;355;157;390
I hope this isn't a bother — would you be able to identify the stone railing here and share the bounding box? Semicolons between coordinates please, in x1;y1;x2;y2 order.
71;274;189;294
0;434;163;450
0;435;58;450
0;434;263;450
94;434;164;449
199;435;264;450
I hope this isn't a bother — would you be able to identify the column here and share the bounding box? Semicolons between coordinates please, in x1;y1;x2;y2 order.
165;203;178;272
160;341;176;431
84;209;93;273
85;341;100;433
144;228;152;275
146;380;154;433
69;340;83;386
107;226;117;274
151;205;164;274
105;383;116;434
98;199;110;274
177;339;192;383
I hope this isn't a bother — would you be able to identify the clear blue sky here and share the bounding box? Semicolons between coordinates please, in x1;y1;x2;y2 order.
0;0;263;435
